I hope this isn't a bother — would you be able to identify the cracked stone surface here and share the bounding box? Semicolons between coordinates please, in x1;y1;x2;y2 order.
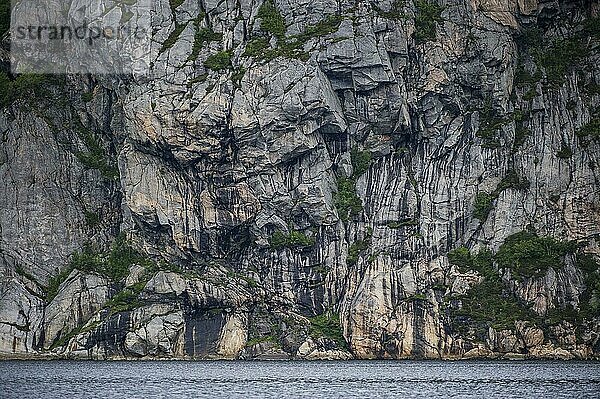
0;0;599;359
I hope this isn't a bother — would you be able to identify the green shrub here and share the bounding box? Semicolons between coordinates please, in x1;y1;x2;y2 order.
278;13;342;59
448;247;496;278
272;38;309;61
105;236;145;281
14;265;40;287
241;275;258;288
269;230;315;249
513;127;531;149
268;231;287;249
512;110;528;123
577;254;600;320
413;0;444;44
159;23;187;54
84;211;100;227
283;230;314;247
297;14;343;41
476;128;502;148
48;318;103;349
476;100;506;149
169;0;184;11
0;71;12;107
104;283;144;314
473;192;493;222
49;325;83;350
375;0;406;19
471;248;496;279
347;239;370;265
257;0;286;39
518;27;543;50
231;66;246;87
495;231;577;279
309;312;347;349
0;0;9;37
536;38;588;86
576;117;600;141
225;269;259;288
46;269;74;302
75;127;119;180
350;148;372;177
245;335;278;347
46;245;103;301
452;271;534;334
188;73;209;86
448;247;472;271
244;37;271;57
120;10;134;24
449;245;598;339
188;21;222;62
407;293;427;301
539;254;600;334
583;17;600;37
556;144;573;159
582;82;600;97
204;50;232;71
514;64;539;88
81;92;93;103
514;26;589;88
76;150;118;179
70;246;104;271
45;236;157;302
245;12;341;63
523;87;537;101
449;246;535;335
495;169;530;193
15;74;54;91
0;71;50;107
334;177;363;222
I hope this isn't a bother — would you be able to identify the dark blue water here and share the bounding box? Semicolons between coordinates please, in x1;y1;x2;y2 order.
1;360;599;398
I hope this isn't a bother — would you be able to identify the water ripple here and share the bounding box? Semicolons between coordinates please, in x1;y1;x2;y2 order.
1;360;599;398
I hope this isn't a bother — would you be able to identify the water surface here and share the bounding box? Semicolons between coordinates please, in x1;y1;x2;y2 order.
1;360;599;398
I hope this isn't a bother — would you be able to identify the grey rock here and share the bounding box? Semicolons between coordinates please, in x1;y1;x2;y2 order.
0;0;599;360
43;271;110;350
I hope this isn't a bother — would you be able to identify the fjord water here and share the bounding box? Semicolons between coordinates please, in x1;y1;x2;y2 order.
1;360;599;398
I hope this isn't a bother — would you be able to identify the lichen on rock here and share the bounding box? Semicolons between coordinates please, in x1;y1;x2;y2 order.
0;0;599;360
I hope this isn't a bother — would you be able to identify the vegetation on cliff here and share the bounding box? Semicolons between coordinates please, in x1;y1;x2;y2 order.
269;230;315;249
46;235;153;302
496;231;577;279
448;236;600;342
309;312;347;349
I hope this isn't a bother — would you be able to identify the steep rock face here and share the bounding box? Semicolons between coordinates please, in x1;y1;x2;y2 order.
0;274;44;354
0;0;599;359
42;271;111;350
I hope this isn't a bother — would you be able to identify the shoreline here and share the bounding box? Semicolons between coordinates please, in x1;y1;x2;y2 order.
2;354;599;361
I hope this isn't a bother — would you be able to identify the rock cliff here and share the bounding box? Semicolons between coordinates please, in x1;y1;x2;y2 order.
1;0;599;360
